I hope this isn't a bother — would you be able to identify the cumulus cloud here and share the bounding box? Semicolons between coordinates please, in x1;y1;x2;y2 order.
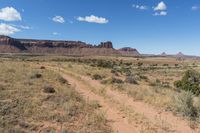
132;5;148;10
192;6;200;11
154;1;167;11
77;15;109;24
153;11;167;16
52;16;65;23
0;7;22;21
0;23;20;35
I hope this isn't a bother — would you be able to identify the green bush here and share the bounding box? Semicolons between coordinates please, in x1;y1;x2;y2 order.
174;70;200;95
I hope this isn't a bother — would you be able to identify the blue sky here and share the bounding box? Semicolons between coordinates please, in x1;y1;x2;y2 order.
0;0;200;55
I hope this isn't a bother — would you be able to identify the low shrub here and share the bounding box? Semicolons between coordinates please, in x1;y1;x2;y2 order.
125;76;138;84
40;66;45;69
31;73;42;79
101;77;124;84
139;75;148;81
92;74;103;80
172;91;199;120
58;76;69;84
174;70;200;95
43;86;56;93
111;77;124;84
163;64;169;66
137;62;143;67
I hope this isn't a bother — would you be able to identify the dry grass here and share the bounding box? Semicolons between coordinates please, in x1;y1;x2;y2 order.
0;59;112;133
49;56;200;122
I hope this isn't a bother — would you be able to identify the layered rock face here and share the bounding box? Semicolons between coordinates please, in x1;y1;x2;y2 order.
0;36;140;56
0;36;27;53
118;47;140;56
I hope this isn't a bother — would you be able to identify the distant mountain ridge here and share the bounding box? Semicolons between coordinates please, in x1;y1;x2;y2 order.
0;35;140;56
158;51;199;58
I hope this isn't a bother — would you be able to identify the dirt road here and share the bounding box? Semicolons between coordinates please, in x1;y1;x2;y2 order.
49;66;198;133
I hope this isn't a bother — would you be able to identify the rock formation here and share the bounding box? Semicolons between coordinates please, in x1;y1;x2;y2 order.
0;35;140;56
118;47;140;56
176;52;185;57
161;52;167;56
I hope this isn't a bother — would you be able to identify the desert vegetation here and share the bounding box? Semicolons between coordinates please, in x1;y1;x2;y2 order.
0;59;112;133
1;54;200;132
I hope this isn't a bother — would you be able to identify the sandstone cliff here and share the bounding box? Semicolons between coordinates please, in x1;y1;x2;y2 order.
0;36;140;56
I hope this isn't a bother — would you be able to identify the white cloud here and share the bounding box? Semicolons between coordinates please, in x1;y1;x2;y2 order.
153;11;167;16
132;4;148;10
154;1;167;11
192;6;200;11
52;16;65;23
10;24;32;30
52;32;59;35
0;23;20;35
0;7;22;21
19;25;31;30
77;15;109;24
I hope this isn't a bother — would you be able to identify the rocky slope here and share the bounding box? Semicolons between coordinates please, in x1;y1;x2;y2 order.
0;36;140;56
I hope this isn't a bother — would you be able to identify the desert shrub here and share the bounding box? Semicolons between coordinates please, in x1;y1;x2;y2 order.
121;67;132;76
174;70;200;95
43;86;56;93
152;64;158;66
96;60;113;68
125;76;138;84
89;100;101;109
175;64;179;67
156;79;161;84
110;77;123;84
101;77;123;84
154;79;170;88
31;73;42;79
124;62;132;66
111;69;117;74
163;64;169;66
139;75;148;81
137;62;143;67
149;82;156;87
162;82;170;88
58;76;68;84
172;91;199;120
40;66;45;69
92;74;103;80
111;67;120;73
